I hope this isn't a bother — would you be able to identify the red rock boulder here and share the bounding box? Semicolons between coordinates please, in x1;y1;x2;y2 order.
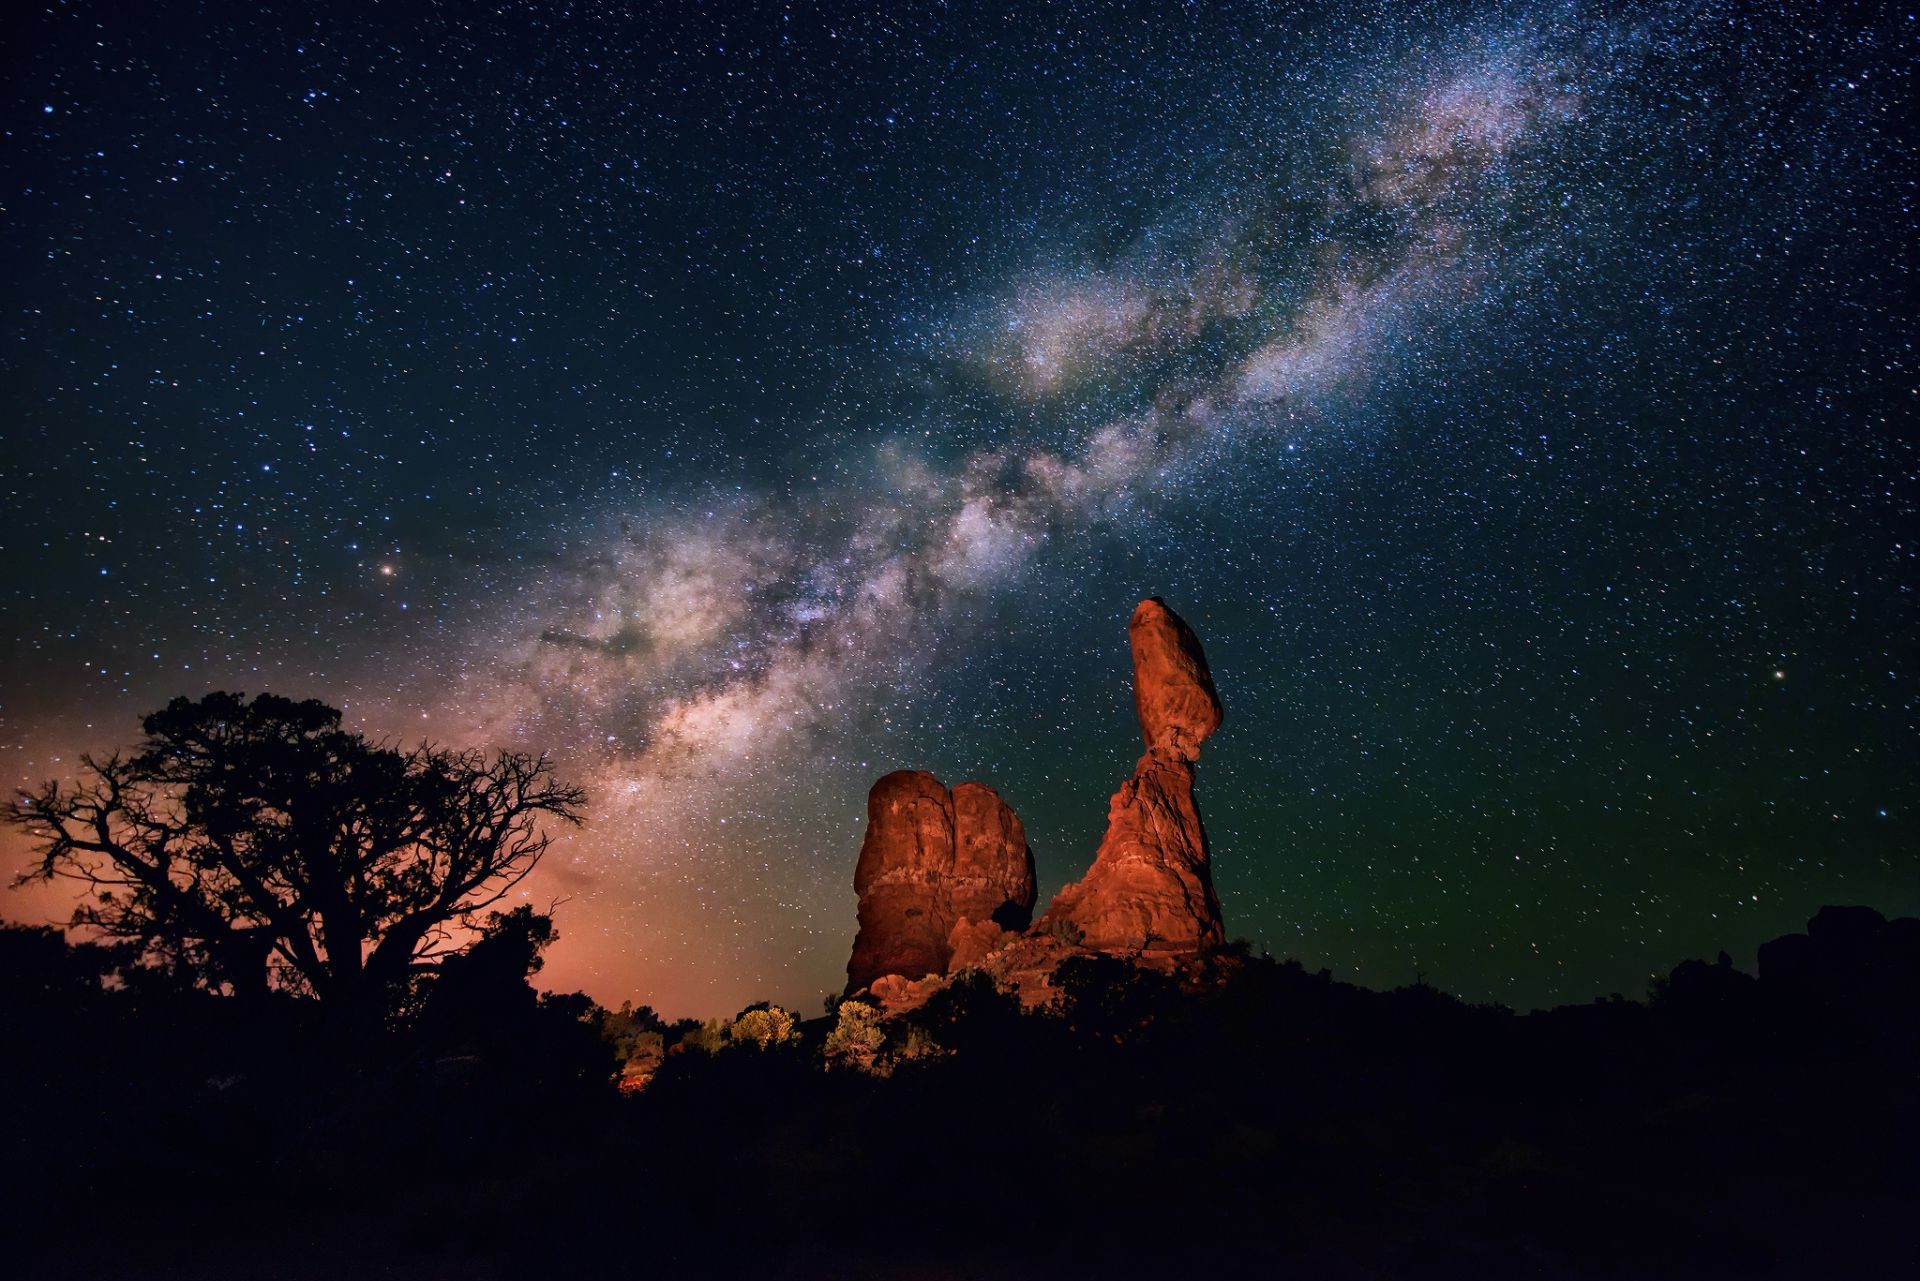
1129;596;1223;760
846;771;1036;994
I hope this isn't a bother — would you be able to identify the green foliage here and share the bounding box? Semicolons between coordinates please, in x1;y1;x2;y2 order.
682;1019;729;1056
895;1025;942;1063
822;998;887;1073
907;969;1024;1054
601;1001;669;1061
728;1004;798;1050
615;1030;666;1091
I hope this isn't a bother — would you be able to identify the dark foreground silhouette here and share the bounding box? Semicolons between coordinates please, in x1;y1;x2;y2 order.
3;906;1915;1280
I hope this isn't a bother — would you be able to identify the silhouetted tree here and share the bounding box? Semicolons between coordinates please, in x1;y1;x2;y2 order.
1053;952;1181;1043
0;923;125;1010
411;905;617;1091
414;904;558;1026
8;692;585;1020
906;968;1025;1055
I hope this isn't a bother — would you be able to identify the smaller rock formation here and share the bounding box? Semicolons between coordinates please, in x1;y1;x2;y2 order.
846;771;1036;995
1039;597;1226;955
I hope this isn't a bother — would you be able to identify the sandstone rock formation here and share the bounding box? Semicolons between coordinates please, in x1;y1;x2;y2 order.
1129;595;1223;760
846;771;1036;995
1038;597;1225;954
843;596;1230;1011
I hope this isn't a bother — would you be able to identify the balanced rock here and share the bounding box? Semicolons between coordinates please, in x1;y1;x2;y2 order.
846;771;1036;994
1039;598;1225;954
1129;596;1223;761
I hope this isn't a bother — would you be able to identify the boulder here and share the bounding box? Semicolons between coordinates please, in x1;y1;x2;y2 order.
1129;596;1223;761
846;771;1035;994
947;917;1017;972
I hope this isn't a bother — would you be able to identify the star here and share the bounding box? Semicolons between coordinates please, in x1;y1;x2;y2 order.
2;0;1910;1019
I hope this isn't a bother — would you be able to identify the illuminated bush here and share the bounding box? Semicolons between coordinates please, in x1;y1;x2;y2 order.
682;1019;729;1056
822;999;887;1073
616;1031;665;1092
728;1005;798;1050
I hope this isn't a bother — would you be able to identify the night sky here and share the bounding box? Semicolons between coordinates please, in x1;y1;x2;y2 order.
3;0;1913;1017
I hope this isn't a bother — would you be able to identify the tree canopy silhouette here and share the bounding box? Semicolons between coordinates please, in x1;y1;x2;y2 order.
9;691;585;1016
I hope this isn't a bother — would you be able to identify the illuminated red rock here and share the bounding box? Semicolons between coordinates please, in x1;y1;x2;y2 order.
1038;597;1225;955
1129;596;1223;760
946;916;1017;971
846;598;1229;1012
847;771;954;992
846;771;1036;994
1038;753;1223;953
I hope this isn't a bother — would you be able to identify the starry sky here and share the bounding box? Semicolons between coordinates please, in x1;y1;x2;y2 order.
3;0;1914;1017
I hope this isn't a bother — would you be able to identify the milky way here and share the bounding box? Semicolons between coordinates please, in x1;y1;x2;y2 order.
5;1;1913;1015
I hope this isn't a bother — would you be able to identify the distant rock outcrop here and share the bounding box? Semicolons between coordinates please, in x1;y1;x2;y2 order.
845;772;1036;995
1038;597;1226;954
1757;904;1920;1015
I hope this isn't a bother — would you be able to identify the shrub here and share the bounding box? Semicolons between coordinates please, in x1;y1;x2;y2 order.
822;999;887;1074
728;1005;798;1050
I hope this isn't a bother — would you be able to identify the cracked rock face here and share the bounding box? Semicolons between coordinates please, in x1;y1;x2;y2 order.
846;771;1036;994
1039;598;1225;955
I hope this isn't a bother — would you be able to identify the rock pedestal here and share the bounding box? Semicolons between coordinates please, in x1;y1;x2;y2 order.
1038;597;1225;954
